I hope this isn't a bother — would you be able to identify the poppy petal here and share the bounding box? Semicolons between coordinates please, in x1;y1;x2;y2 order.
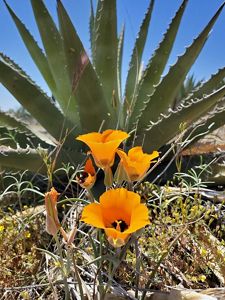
45;188;61;236
102;130;129;142
84;158;96;176
76;132;102;144
88;140;122;168
117;147;159;182
104;227;130;242
81;203;105;229
128;146;143;160
100;188;141;226
148;150;159;161
126;204;150;234
76;130;129;169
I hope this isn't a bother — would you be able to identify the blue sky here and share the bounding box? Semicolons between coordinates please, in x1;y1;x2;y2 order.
0;0;225;111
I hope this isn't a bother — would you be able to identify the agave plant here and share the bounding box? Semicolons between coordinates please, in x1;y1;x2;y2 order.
1;0;225;174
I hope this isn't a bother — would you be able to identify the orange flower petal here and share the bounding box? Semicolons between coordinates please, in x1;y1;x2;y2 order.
100;188;140;226
87;140;122;168
146;150;159;161
107;235;127;248
104;228;130;242
126;204;150;233
76;130;129;169
81;203;105;229
127;146;144;160
101;129;129;142
44;187;60;236
84;158;96;176
81;188;150;247
76;158;96;189
76;132;102;144
76;172;96;189
117;147;159;181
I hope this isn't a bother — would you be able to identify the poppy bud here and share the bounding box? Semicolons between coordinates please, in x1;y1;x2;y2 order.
44;187;61;236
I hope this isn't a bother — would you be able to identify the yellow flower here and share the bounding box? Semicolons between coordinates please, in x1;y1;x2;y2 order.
116;147;159;182
76;158;96;189
81;188;150;247
44;187;61;236
24;231;31;239
76;129;129;169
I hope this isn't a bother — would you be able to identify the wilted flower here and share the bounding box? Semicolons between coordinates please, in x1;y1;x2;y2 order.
81;188;150;247
116;147;159;182
44;187;61;236
76;158;96;189
76;129;129;170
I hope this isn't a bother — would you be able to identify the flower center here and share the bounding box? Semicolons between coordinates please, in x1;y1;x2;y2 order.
111;219;128;232
76;171;89;184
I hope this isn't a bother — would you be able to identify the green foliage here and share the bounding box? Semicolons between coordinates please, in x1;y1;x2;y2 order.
0;206;45;288
0;0;225;173
1;163;225;298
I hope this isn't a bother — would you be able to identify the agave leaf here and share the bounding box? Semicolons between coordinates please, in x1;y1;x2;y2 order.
0;56;77;148
0;143;84;174
0;146;47;173
30;0;79;125
182;67;225;105
0;126;30;148
0;52;30;78
0;111;53;147
117;25;125;102
124;0;154;110
89;0;95;62
185;101;225;145
4;1;56;95
143;85;225;151
0;110;32;133
174;74;202;105
94;0;118;109
117;25;125;128
0;110;55;146
57;1;111;131
129;0;188;128
0;126;46;149
91;0;102;65
138;2;225;131
0;129;19;148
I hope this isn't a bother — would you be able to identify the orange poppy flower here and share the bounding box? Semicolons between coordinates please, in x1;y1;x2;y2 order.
116;147;159;182
76;129;129;170
45;187;61;236
81;188;150;247
76;158;96;189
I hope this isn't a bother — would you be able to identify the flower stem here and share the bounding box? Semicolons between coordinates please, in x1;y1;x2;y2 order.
97;230;104;297
54;234;70;300
69;247;84;299
104;167;113;187
103;235;136;296
134;238;141;298
87;188;95;202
